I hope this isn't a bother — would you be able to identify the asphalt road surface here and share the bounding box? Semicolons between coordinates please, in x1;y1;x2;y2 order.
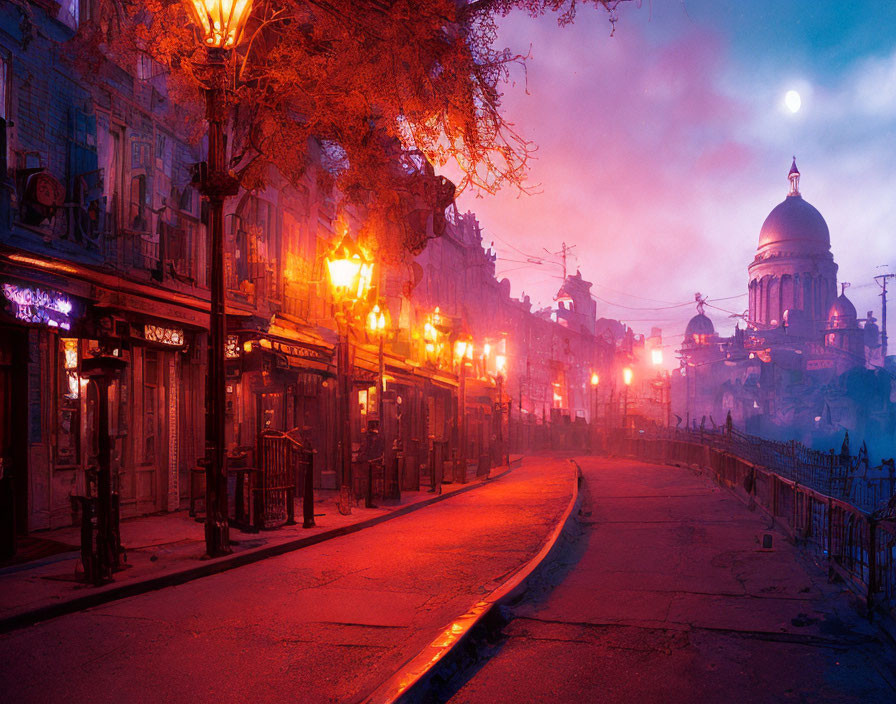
449;456;896;704
0;458;574;704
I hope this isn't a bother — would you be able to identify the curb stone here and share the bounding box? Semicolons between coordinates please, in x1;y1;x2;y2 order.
364;458;583;704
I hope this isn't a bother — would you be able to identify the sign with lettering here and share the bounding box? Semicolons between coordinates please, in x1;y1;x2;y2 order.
2;283;74;330
270;340;331;364
806;359;835;370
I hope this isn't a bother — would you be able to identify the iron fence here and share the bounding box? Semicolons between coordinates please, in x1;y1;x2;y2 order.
256;430;315;530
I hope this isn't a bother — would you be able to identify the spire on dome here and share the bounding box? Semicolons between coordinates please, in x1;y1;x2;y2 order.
788;156;800;196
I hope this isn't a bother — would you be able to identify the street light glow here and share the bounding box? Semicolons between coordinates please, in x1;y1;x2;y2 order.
623;367;633;386
326;235;371;302
590;372;599;386
651;348;663;366
183;0;254;48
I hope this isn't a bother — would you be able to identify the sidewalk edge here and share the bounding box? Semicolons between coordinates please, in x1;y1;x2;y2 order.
363;458;583;704
0;459;524;635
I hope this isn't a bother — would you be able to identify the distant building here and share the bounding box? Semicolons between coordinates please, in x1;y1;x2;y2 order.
673;161;895;453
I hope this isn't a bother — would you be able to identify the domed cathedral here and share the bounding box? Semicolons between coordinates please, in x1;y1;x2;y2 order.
747;159;838;331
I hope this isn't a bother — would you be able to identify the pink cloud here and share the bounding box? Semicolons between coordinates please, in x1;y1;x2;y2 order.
455;15;757;341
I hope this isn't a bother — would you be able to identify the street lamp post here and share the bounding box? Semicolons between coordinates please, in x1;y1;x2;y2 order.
622;366;633;432
183;0;254;557
367;304;387;426
326;234;373;515
496;354;507;468
366;303;394;500
453;339;472;484
590;371;599;452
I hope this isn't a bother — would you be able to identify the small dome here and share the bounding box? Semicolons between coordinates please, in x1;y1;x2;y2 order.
685;313;715;338
758;195;831;254
827;294;857;329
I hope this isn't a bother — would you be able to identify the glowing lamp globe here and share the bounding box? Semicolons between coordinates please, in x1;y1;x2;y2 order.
367;304;387;334
623;367;633;386
184;0;254;49
590;372;599;386
326;235;372;302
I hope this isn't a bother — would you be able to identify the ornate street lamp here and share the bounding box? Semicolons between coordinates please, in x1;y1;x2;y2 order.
183;0;254;557
366;302;397;500
183;0;254;49
590;371;600;449
622;366;633;431
452;336;473;483
495;352;508;469
326;234;374;514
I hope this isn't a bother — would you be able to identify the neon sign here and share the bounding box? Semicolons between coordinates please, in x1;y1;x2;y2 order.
2;283;73;330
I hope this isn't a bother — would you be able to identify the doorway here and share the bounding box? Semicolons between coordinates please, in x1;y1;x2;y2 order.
0;326;27;559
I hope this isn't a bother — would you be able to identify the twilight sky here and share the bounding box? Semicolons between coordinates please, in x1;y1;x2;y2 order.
455;0;896;353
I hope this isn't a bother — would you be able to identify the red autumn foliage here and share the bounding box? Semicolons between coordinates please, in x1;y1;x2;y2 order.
68;0;623;257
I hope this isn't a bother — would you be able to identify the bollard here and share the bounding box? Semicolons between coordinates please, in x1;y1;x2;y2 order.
302;453;315;528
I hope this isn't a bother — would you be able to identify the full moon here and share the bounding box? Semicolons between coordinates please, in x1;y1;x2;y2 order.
784;90;802;113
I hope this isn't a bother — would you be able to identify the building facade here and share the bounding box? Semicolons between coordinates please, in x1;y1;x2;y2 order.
0;2;636;558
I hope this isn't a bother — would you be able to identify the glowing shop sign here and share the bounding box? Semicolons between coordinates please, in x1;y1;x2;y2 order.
144;324;185;346
225;335;240;359
2;283;73;330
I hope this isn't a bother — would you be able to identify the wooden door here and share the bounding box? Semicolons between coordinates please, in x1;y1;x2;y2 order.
0;327;27;558
122;346;167;515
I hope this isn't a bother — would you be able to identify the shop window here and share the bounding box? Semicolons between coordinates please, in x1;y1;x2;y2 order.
231;195;275;295
56;338;81;467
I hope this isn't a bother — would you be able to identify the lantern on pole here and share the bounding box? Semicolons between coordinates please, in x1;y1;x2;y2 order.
326;233;374;514
182;0;254;558
183;0;254;49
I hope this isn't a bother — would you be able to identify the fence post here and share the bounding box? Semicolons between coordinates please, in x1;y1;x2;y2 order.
826;497;832;559
303;453;315;529
285;486;296;525
867;519;877;619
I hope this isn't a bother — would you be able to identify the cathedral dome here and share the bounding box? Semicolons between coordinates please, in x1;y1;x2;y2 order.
685;313;715;338
758;196;830;254
757;159;831;256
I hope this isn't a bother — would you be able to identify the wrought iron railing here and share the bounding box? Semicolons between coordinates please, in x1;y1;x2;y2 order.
256;430;315;530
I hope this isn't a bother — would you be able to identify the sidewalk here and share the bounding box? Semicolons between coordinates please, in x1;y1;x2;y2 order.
0;457;523;633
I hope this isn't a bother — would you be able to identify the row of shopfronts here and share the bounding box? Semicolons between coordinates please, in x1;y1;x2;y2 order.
0;250;515;558
0;0;622;561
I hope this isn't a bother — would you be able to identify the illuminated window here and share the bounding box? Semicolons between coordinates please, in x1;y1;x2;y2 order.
225;335;240;359
144;324;184;346
57;338;81;466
